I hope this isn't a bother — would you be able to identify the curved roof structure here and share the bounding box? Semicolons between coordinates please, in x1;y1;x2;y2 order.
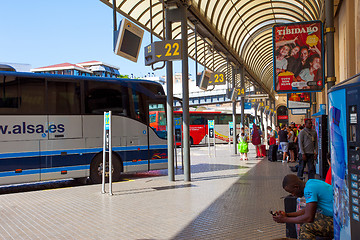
100;0;324;98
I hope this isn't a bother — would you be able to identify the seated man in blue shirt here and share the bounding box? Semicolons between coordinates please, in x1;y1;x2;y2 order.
273;174;333;239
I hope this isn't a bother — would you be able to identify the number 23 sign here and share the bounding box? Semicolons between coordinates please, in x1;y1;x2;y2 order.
209;72;226;85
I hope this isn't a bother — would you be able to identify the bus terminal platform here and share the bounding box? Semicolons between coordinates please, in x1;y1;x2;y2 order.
0;145;295;240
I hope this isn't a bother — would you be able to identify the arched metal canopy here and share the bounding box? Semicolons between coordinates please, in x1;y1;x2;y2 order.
100;0;324;99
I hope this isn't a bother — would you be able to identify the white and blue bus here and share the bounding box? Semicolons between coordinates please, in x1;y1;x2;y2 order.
0;71;168;185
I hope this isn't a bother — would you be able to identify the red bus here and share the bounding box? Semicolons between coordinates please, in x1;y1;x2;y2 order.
149;110;254;145
174;111;254;145
149;110;166;131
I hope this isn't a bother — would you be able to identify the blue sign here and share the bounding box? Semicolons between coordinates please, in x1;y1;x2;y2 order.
174;118;182;129
244;102;252;109
208;120;214;129
229;122;233;129
105;112;110;130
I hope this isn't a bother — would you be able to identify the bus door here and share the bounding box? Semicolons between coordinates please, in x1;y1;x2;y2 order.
40;80;86;181
148;101;167;170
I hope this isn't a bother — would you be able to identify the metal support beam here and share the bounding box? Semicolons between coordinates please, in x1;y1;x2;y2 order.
181;4;191;182
263;109;268;145
240;65;245;129
165;7;175;181
260;107;264;133
325;0;336;89
254;104;258;125
232;66;237;155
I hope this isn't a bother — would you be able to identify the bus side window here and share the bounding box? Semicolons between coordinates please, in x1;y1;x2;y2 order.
131;90;146;124
0;75;19;111
19;77;45;114
190;115;204;125
47;81;81;114
85;82;130;116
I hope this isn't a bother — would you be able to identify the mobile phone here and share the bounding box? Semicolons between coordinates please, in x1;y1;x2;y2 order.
269;210;276;216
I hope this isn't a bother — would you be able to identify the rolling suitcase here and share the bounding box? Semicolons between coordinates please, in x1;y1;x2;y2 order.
256;145;265;157
284;195;298;238
277;150;284;161
267;145;278;162
260;144;266;157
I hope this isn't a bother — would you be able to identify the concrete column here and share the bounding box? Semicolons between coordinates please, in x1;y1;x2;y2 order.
325;0;336;89
180;5;191;182
165;8;174;181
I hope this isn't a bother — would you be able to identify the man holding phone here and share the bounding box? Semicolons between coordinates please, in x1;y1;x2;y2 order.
272;174;333;239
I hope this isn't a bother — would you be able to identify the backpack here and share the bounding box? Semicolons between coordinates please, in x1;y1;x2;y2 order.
251;127;261;145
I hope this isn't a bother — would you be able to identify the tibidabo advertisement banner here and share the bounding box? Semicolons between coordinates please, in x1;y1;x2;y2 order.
287;92;311;109
273;20;324;93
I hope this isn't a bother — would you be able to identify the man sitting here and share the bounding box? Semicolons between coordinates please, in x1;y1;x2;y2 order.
273;174;334;239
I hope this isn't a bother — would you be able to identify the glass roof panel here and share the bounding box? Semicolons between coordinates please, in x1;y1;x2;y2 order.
101;0;323;96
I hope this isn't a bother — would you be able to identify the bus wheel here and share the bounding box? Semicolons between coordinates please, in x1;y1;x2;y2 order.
90;153;122;184
190;137;194;145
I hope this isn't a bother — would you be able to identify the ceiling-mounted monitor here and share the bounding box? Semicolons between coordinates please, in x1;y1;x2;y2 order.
114;18;144;62
196;69;211;90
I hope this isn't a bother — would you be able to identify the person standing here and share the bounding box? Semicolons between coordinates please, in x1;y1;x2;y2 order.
290;122;299;161
251;125;263;158
267;126;277;146
287;126;296;162
278;125;289;162
238;130;249;161
297;119;318;179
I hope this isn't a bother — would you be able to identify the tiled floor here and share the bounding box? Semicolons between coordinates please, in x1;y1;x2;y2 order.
0;145;294;240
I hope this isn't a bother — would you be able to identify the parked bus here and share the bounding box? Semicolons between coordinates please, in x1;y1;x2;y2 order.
171;110;254;145
0;71;167;185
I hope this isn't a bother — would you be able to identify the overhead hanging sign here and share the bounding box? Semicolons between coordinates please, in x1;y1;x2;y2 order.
273;20;324;93
244;102;252;109
209;72;226;85
144;39;182;66
287;92;311;109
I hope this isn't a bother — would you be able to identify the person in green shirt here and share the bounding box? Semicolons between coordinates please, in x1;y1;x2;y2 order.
273;174;334;239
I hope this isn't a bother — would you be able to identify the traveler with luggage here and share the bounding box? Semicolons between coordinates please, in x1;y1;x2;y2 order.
267;126;278;162
251;125;263;158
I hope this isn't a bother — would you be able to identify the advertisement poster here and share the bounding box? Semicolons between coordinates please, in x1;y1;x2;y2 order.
329;89;351;240
287;92;311;109
273;20;324;93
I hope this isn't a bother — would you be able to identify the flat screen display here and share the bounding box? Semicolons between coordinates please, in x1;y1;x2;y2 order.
120;29;141;58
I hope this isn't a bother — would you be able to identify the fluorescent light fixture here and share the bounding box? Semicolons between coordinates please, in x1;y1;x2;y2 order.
166;2;178;10
204;37;213;45
219;51;226;58
187;20;195;29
